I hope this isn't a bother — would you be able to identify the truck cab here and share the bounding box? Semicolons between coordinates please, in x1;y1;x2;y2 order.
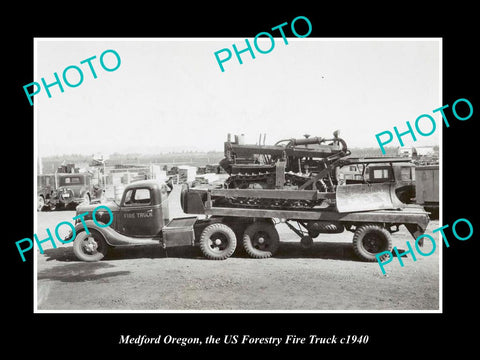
115;180;170;236
365;163;415;204
339;161;416;204
71;180;190;261
75;180;170;237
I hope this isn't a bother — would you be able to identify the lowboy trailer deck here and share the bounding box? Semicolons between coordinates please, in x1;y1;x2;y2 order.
176;185;430;261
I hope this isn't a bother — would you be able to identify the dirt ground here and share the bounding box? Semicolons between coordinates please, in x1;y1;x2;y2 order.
35;186;440;311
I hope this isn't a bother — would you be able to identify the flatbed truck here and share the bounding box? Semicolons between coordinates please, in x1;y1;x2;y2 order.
69;180;429;263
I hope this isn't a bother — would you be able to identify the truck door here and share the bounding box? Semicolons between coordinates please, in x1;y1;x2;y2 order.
118;187;162;237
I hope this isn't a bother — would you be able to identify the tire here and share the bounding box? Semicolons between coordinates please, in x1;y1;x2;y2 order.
242;222;280;259
352;224;392;262
199;223;237;260
73;230;109;262
37;196;45;212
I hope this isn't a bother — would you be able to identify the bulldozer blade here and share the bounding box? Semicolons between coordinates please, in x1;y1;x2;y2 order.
335;183;404;213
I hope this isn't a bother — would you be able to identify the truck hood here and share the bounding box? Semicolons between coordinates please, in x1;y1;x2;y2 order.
76;200;120;214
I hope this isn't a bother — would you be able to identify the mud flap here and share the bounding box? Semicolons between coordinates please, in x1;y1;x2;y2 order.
335;183;405;213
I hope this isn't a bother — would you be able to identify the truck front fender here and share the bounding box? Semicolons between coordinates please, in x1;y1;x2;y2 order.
70;220;158;247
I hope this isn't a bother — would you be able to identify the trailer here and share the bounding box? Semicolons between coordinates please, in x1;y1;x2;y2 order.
176;185;429;261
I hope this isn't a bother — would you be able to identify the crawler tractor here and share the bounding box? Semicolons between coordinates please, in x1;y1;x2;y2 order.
212;131;406;213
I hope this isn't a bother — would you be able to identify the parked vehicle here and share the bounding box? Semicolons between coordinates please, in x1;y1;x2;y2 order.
50;173;104;210
364;162;416;204
415;165;439;219
37;174;56;211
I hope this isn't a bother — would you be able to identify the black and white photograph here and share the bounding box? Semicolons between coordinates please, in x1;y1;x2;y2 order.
7;6;478;356
33;37;442;312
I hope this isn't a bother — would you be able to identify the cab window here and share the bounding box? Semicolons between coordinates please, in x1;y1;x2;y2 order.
60;176;82;185
123;188;152;206
400;167;412;181
373;169;389;180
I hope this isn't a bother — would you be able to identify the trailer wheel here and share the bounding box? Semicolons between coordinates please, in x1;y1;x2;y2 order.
353;224;392;262
243;222;280;259
199;223;237;260
73;230;109;262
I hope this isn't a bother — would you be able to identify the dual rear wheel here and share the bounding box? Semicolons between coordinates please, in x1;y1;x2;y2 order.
199;221;280;260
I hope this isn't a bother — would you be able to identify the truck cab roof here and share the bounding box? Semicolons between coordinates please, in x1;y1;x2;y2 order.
123;179;167;191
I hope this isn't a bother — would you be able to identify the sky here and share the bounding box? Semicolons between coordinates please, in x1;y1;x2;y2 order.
35;38;441;157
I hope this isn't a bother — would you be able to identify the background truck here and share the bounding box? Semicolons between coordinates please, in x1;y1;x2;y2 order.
340;161;416;204
338;160;439;218
415;165;439;219
50;172;104;210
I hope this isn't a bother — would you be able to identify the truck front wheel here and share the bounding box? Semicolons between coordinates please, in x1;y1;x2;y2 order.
73;230;109;262
199;223;237;260
352;224;392;262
